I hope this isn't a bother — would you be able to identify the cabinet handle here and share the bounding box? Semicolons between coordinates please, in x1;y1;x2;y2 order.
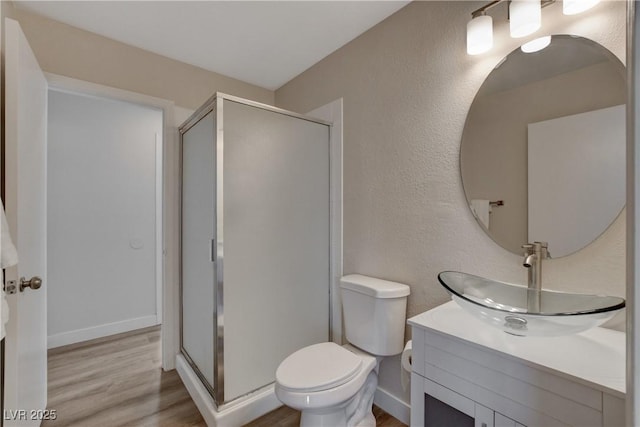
481;424;487;427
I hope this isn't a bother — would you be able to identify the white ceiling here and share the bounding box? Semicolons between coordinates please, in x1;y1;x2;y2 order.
15;1;410;90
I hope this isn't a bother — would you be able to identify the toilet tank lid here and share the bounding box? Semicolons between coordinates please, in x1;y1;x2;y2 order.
340;274;410;298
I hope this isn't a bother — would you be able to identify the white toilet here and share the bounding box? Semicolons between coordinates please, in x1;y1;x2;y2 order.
275;274;410;427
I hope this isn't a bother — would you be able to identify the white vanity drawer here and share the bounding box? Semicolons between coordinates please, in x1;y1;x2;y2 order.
423;343;602;426
423;362;570;427
416;328;605;427
422;328;603;410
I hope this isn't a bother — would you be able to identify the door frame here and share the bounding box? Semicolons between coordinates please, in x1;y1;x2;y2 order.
44;73;179;371
306;98;344;345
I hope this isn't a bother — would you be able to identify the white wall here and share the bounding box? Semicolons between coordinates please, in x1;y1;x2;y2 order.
528;105;626;257
47;89;163;348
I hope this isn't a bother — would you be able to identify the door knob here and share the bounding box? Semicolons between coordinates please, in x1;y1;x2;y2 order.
20;276;42;292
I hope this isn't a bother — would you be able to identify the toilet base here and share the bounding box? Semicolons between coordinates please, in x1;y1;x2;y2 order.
299;371;378;427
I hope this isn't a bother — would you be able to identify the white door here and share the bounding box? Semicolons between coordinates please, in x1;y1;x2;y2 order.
3;17;48;426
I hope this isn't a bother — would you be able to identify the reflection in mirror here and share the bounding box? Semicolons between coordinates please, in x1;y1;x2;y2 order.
460;35;625;258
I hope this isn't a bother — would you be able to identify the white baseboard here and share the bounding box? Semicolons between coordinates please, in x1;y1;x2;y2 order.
374;386;411;425
176;354;281;426
47;315;159;349
176;355;218;426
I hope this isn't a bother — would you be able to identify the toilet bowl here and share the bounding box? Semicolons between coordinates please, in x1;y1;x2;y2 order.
275;274;410;427
275;343;379;427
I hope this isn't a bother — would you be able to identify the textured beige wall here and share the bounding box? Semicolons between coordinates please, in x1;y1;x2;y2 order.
276;0;626;320
276;0;626;402
462;61;625;254
6;3;273;109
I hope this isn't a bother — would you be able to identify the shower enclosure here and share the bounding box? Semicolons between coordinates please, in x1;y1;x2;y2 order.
179;93;332;408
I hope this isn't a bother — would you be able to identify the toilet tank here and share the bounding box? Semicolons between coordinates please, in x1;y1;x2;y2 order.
340;274;410;356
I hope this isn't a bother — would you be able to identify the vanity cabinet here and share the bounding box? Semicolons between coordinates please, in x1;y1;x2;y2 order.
420;374;521;427
408;302;625;427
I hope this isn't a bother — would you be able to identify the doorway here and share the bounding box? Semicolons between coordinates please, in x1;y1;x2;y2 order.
46;88;163;348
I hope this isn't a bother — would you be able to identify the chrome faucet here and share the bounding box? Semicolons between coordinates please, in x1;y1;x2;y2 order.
522;242;549;313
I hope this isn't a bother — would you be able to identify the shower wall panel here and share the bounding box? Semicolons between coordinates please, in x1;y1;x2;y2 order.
221;99;330;401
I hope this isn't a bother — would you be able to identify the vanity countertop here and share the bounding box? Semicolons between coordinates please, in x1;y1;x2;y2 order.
408;301;625;398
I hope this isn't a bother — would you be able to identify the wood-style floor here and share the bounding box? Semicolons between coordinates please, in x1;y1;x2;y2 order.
44;326;406;427
44;326;205;427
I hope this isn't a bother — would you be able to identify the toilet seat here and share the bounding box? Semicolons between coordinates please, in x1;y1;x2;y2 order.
276;342;363;392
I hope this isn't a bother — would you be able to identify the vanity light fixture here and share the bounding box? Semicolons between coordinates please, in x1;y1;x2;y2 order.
510;0;542;38
467;0;599;56
521;35;552;52
467;12;493;55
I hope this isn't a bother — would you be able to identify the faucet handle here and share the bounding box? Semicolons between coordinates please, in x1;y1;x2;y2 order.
534;241;550;258
522;243;534;255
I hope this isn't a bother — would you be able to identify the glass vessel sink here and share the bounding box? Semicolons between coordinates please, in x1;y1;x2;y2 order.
438;271;625;337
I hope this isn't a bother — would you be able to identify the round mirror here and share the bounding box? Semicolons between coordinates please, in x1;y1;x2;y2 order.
461;35;625;258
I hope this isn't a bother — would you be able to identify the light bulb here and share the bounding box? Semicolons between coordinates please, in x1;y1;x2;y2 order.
510;0;542;38
467;15;493;55
521;36;551;53
563;0;600;15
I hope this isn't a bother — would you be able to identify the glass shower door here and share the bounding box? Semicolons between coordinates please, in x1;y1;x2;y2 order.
181;110;216;393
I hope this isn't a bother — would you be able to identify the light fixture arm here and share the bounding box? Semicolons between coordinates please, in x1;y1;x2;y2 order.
467;0;599;56
470;0;556;19
471;0;504;19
